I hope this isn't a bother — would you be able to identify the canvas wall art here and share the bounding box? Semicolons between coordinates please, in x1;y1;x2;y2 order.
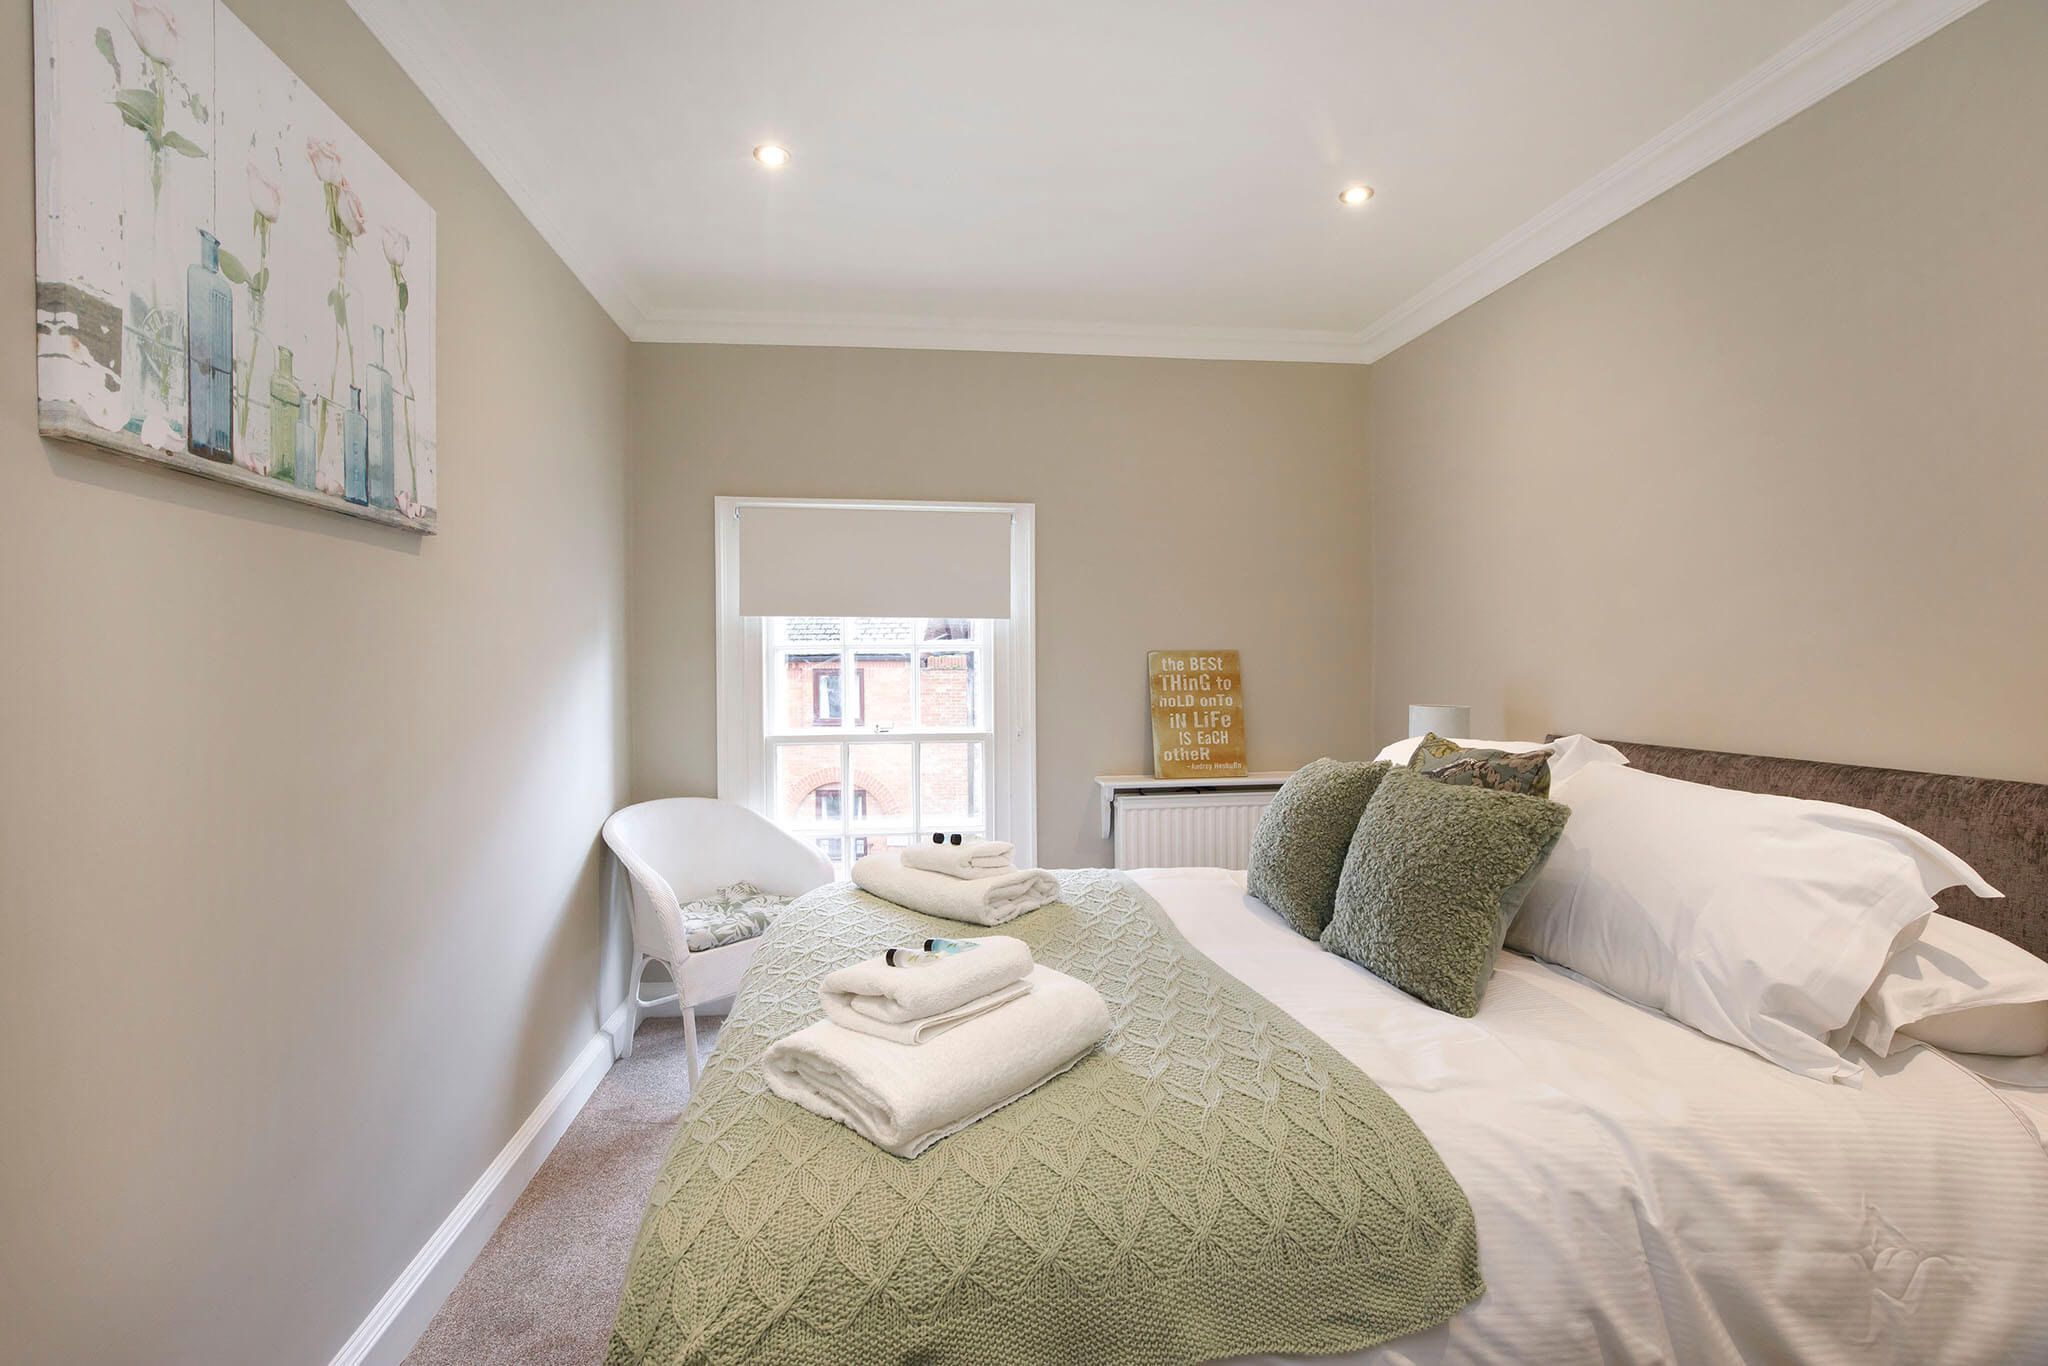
33;0;438;532
1148;650;1247;780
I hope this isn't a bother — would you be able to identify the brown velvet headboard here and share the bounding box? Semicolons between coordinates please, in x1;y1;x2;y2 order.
1560;739;2048;960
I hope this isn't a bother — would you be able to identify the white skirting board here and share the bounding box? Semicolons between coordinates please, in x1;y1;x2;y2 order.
327;998;632;1366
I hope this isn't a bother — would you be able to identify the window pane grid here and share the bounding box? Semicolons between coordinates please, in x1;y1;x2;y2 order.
764;616;994;875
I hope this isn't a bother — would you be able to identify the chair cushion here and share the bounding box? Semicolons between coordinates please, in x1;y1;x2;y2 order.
677;880;792;953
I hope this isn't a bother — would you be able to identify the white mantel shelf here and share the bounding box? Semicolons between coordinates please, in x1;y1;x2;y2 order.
1095;771;1297;841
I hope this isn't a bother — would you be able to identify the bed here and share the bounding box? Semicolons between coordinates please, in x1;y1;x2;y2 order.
607;744;2048;1365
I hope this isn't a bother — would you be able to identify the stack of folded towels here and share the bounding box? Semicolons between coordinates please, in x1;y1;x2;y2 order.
851;836;1059;925
763;934;1110;1158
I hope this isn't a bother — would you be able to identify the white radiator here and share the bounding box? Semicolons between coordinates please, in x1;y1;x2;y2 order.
1111;791;1278;870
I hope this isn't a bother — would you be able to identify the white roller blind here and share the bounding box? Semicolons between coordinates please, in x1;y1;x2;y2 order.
736;504;1014;619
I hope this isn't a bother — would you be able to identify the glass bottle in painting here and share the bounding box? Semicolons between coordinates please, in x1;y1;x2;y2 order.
343;385;369;505
120;127;184;445
268;347;302;481
294;394;318;492
186;229;234;463
367;325;397;510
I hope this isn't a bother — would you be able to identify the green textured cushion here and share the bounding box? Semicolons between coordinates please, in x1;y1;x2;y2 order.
1246;759;1393;938
1322;766;1571;1018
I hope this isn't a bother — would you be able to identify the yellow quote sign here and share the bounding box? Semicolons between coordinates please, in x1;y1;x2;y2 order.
1148;650;1248;780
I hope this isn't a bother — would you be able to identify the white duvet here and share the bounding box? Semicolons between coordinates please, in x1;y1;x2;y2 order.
1130;869;2048;1366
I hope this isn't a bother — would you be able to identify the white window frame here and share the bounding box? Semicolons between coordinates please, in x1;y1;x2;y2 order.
715;496;1036;868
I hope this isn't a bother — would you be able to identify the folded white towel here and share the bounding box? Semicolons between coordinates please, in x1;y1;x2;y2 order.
823;978;1032;1044
764;965;1111;1157
901;839;1016;879
820;934;1035;1023
852;851;1059;926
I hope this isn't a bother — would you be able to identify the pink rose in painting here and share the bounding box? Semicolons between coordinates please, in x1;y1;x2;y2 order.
335;181;367;239
306;136;344;185
130;1;179;64
381;227;409;268
247;160;282;222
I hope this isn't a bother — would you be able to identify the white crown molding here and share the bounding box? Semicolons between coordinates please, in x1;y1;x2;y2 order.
325;1000;628;1366
350;0;1980;365
634;307;1369;363
344;0;643;336
1353;0;1990;362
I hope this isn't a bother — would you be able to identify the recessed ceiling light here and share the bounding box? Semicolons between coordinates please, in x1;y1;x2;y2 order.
1339;184;1374;207
753;144;791;168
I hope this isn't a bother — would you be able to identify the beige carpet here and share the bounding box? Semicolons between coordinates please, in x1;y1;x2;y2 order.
402;1014;717;1366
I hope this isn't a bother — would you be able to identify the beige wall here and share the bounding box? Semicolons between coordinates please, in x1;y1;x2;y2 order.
9;0;2045;1357
628;345;1375;866
1368;0;2048;781
0;1;631;1362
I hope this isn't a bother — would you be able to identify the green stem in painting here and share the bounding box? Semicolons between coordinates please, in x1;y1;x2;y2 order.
235;217;271;440
146;57;169;413
318;225;358;466
392;262;417;496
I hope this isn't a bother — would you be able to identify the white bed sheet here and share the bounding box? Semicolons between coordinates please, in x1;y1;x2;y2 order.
1130;868;2048;1366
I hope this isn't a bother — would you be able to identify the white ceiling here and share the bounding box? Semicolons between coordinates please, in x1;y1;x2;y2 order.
348;0;1984;361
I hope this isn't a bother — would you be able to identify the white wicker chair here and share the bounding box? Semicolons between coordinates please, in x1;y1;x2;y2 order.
602;798;834;1081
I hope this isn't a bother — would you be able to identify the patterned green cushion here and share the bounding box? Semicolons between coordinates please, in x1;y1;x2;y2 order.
677;880;791;953
1322;767;1570;1018
1421;748;1554;797
1246;759;1393;939
1406;731;1465;769
1409;732;1553;797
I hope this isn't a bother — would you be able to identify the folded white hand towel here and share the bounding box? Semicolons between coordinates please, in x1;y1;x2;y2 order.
823;978;1032;1044
820;934;1035;1023
764;965;1110;1157
901;839;1016;879
852;852;1059;926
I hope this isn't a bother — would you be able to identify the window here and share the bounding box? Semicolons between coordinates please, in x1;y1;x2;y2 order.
766;617;992;873
716;499;1035;877
812;784;868;821
815;668;843;725
806;662;864;727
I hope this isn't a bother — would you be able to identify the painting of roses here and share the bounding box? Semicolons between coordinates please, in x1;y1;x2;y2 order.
33;0;438;532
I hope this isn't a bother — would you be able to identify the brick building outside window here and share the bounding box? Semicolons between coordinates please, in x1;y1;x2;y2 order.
767;617;988;874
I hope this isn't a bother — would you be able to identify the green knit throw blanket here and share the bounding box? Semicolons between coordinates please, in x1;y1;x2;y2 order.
607;870;1483;1366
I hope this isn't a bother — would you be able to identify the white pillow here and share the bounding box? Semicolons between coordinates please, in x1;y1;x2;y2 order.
1511;764;2001;1083
1842;913;2048;1058
1371;732;1630;786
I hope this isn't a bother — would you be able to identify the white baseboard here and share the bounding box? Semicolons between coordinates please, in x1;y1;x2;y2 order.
605;995;643;1054
328;999;632;1366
